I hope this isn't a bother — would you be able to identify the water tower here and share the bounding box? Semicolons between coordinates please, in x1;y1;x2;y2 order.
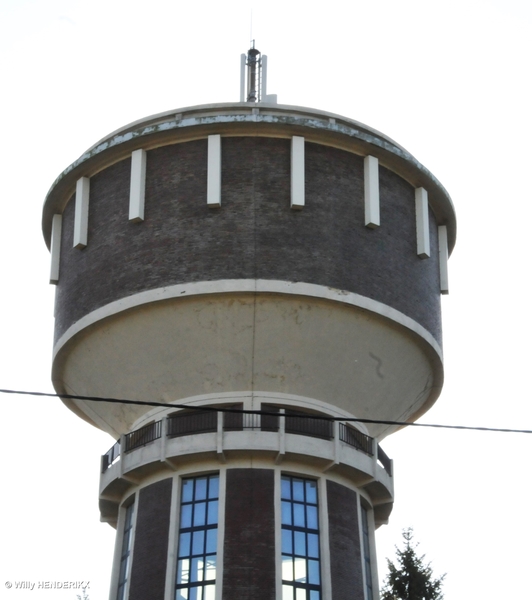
42;46;455;600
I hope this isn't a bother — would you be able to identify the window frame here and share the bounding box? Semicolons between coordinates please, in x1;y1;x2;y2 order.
175;473;220;600
280;474;322;600
116;498;135;600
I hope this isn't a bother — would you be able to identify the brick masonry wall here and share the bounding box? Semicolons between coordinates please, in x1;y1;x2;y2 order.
55;137;442;344
327;480;365;600
222;468;276;600
129;478;172;600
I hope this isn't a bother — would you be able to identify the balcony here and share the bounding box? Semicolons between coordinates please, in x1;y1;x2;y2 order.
99;408;393;526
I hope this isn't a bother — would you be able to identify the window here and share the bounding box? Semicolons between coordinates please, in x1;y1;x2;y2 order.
176;474;219;600
361;505;373;600
117;502;134;600
281;475;321;600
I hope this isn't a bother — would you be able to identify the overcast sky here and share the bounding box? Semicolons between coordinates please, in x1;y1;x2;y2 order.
1;1;531;598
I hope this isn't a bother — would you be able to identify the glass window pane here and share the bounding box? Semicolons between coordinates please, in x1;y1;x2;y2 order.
293;479;304;501
282;529;292;554
295;587;306;600
282;501;292;525
294;557;307;583
195;477;207;500
180;504;192;529
205;528;217;554
208;476;219;500
282;555;294;581
121;530;131;557
179;533;191;557
124;504;134;527
281;477;291;500
307;533;319;558
177;559;190;584
194;502;207;527
182;479;194;503
118;558;128;583
191;557;203;582
203;584;215;600
205;557;216;581
188;587;198;600
294;531;306;556
176;588;188;600
282;584;293;600
207;500;218;525
192;530;205;555
305;480;317;504
310;590;320;600
293;503;305;527
308;560;320;585
306;505;318;530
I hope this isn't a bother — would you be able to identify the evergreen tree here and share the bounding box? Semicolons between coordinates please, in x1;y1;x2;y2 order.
381;528;445;600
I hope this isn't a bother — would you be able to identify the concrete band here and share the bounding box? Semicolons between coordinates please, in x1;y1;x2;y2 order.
53;279;443;364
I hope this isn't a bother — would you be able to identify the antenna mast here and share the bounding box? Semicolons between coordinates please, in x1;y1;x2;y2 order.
240;42;275;103
246;40;261;102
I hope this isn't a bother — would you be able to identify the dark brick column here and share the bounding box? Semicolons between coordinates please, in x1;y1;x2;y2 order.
129;478;173;600
327;480;365;600
222;469;276;600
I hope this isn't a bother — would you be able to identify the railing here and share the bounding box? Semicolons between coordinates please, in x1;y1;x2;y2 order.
101;441;120;473
285;413;333;440
339;423;373;456
168;410;217;437
377;445;392;477
224;410;274;431
124;421;162;453
100;410;392;479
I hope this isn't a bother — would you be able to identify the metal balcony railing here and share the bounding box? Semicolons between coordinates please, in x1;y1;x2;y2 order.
101;440;120;473
285;413;333;440
167;410;217;437
100;409;393;479
377;444;392;477
124;421;162;453
339;423;373;456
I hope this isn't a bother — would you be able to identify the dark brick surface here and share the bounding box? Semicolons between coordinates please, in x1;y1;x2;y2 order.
55;137;442;345
129;478;172;600
222;469;276;600
327;480;365;600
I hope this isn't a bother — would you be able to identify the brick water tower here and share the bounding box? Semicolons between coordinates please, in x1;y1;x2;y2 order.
42;47;455;600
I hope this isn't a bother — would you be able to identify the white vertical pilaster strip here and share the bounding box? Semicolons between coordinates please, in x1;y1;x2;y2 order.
262;54;268;98
129;149;147;222
438;225;449;294
273;469;282;600
164;478;179;600
356;495;368;600
207;134;222;207
319;477;333;600
291;136;305;210
215;467;227;600
415;187;430;258
49;214;62;284
240;54;246;102
364;156;380;228
73;176;90;248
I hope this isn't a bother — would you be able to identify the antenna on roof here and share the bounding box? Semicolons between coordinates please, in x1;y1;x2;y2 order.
240;42;277;104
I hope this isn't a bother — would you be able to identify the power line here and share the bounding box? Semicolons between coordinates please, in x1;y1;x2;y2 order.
0;387;530;434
